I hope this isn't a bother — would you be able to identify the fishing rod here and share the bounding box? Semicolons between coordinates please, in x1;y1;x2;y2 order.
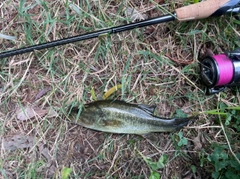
0;0;239;59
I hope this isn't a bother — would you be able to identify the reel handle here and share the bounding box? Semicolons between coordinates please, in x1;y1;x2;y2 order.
176;0;238;21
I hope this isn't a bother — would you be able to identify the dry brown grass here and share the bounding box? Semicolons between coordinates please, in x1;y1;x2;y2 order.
0;0;240;178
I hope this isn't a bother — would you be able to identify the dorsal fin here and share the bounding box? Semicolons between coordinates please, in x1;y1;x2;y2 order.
137;104;156;115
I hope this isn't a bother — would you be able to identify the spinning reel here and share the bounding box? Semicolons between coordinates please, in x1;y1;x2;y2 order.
200;48;240;94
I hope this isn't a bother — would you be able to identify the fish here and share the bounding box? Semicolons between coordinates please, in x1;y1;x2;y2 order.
69;100;194;134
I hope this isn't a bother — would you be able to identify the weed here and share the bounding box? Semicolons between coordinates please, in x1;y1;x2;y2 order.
177;131;188;147
203;103;240;179
138;150;168;179
207;145;240;179
61;167;72;179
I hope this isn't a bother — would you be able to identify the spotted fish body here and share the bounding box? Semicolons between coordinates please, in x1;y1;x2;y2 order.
71;100;193;134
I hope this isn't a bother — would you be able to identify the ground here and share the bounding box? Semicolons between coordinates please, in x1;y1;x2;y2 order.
0;0;240;179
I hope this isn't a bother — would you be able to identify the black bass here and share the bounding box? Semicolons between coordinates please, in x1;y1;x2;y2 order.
70;100;193;134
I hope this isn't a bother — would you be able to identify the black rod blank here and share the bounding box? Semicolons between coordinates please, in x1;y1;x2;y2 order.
0;14;176;59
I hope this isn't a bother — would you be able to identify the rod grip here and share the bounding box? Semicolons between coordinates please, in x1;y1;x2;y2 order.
175;0;230;21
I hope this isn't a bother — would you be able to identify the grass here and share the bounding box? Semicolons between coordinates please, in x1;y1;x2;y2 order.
0;0;240;178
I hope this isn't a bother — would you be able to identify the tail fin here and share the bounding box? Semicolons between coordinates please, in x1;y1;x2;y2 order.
173;116;197;131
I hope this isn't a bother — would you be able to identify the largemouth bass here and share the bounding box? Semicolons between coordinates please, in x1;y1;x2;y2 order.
70;100;193;134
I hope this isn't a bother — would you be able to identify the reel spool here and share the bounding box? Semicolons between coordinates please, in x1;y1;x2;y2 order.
200;48;240;94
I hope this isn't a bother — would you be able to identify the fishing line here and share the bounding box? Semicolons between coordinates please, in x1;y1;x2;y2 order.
214;54;234;86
